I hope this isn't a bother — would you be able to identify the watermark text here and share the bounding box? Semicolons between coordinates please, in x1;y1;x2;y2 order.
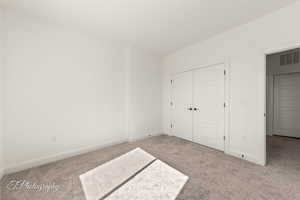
6;179;60;193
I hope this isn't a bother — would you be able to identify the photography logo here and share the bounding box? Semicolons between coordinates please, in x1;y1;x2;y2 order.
6;179;60;193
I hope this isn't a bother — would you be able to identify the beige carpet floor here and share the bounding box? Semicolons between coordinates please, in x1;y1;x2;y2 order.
1;135;300;200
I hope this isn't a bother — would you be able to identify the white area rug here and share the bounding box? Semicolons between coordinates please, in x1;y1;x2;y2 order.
106;160;189;200
80;148;155;200
80;148;189;200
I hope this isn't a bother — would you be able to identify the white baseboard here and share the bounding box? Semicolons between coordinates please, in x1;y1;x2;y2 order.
4;138;128;175
166;132;266;166
128;132;163;142
227;150;266;166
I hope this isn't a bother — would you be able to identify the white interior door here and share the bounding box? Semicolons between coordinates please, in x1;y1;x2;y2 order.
193;64;225;151
274;73;300;138
172;71;193;141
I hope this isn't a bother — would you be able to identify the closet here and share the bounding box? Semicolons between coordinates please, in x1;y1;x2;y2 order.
172;63;226;151
273;73;300;138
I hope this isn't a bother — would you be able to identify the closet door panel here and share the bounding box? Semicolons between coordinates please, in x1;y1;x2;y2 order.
172;71;193;141
193;64;225;151
274;73;300;138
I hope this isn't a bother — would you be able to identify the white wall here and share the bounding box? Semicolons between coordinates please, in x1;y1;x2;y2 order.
127;48;162;141
0;8;4;180
3;10;162;173
163;1;300;165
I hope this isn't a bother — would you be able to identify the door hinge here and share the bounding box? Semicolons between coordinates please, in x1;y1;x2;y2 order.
171;80;173;84
171;124;173;128
224;102;226;108
170;101;173;106
223;136;226;140
224;70;226;75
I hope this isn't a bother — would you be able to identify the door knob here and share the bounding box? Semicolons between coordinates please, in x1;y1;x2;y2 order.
188;107;193;111
194;108;198;111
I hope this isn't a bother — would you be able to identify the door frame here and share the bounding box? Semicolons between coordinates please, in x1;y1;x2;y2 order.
264;43;300;165
170;60;231;154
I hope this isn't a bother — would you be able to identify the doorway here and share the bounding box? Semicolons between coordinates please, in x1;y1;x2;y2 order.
266;47;300;166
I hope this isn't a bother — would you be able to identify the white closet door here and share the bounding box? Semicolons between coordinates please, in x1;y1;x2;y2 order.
274;73;300;138
172;71;193;141
193;64;225;151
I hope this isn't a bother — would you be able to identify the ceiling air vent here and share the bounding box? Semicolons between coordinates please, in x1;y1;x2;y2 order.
280;51;299;66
